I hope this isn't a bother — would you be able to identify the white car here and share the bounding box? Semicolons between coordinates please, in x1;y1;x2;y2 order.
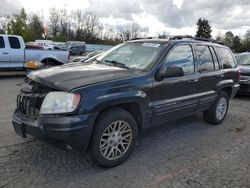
35;40;54;50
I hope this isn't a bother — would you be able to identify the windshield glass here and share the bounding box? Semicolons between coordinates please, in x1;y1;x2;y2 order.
236;54;250;65
96;42;165;69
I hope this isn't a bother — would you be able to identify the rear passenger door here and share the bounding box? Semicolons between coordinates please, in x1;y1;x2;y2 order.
214;47;237;82
8;36;24;69
195;45;222;111
0;36;10;69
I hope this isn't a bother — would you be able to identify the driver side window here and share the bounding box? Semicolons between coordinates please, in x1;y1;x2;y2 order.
163;45;195;75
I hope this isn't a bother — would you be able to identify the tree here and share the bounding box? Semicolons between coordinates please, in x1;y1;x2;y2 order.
195;18;212;39
241;30;250;52
232;35;242;53
224;31;234;49
23;15;44;41
158;31;170;39
7;8;27;36
83;12;100;42
49;8;60;39
117;22;147;41
215;31;223;41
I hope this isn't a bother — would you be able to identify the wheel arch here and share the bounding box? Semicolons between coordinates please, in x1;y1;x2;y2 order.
94;101;144;130
41;58;63;65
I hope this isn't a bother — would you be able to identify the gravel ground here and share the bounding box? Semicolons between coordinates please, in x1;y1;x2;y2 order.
0;76;250;188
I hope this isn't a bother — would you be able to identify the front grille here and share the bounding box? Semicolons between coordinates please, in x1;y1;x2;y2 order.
240;75;250;82
16;78;53;119
241;72;250;77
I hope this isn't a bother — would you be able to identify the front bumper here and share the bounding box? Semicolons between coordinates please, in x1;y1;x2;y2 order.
12;112;98;151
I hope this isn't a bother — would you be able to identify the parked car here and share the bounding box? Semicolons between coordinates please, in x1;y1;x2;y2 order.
235;52;250;94
0;35;69;70
66;41;86;55
35;39;54;50
12;36;239;167
53;42;68;51
72;51;103;62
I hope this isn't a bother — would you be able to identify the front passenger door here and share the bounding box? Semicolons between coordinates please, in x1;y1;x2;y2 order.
0;36;10;69
8;36;24;69
152;44;199;125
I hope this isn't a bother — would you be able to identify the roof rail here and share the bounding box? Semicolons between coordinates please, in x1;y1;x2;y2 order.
169;35;193;40
129;37;154;41
169;35;224;45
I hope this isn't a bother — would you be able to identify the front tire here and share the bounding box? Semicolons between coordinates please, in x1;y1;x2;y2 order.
90;108;138;167
203;91;229;125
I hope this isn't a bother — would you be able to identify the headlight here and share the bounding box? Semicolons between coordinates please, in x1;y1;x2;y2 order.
40;92;81;114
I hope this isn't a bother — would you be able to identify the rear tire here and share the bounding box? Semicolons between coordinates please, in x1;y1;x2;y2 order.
90;108;138;168
42;61;56;68
203;91;229;125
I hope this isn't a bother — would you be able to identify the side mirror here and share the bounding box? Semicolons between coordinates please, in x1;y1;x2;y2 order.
156;66;184;81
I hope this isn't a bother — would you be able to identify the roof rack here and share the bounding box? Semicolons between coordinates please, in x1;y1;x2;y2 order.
169;35;224;45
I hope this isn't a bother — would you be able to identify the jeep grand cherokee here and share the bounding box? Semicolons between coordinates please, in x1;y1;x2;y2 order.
13;36;240;167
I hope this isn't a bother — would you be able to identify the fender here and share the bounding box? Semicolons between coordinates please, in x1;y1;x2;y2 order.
216;79;234;88
77;89;152;128
81;90;150;113
216;79;238;98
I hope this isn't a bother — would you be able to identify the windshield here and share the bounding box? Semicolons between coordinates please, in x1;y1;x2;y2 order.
96;42;165;69
236;54;250;65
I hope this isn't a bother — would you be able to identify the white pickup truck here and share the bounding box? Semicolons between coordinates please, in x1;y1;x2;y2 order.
0;35;69;70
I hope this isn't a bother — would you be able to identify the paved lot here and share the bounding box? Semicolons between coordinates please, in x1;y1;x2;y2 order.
0;76;250;188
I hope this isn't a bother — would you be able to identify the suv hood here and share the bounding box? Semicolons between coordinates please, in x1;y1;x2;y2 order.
28;63;141;91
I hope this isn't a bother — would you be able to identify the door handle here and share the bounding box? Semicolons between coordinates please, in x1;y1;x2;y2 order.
188;79;198;83
217;74;224;78
2;52;9;55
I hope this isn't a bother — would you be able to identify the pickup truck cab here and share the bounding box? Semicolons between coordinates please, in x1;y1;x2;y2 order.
13;37;240;167
0;35;69;70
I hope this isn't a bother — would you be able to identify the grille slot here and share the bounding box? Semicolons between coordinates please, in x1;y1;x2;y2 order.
17;93;46;119
16;78;53;119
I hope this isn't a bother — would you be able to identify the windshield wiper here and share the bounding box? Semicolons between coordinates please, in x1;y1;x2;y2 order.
104;60;129;69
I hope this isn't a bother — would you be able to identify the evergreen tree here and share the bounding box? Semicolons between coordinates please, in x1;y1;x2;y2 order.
224;31;234;49
232;35;242;53
7;8;27;36
23;15;44;41
195;18;212;39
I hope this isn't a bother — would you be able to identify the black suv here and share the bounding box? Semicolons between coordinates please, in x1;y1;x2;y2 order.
13;36;240;167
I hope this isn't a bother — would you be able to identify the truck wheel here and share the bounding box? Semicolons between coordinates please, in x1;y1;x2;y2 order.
203;91;229;125
43;62;56;68
90;108;138;167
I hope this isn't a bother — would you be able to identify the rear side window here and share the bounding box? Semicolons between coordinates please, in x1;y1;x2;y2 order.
209;47;220;70
215;47;236;69
8;37;21;49
163;45;194;75
196;45;214;72
0;36;5;48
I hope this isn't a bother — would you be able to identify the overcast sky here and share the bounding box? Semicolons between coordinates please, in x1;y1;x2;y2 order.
1;0;250;37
